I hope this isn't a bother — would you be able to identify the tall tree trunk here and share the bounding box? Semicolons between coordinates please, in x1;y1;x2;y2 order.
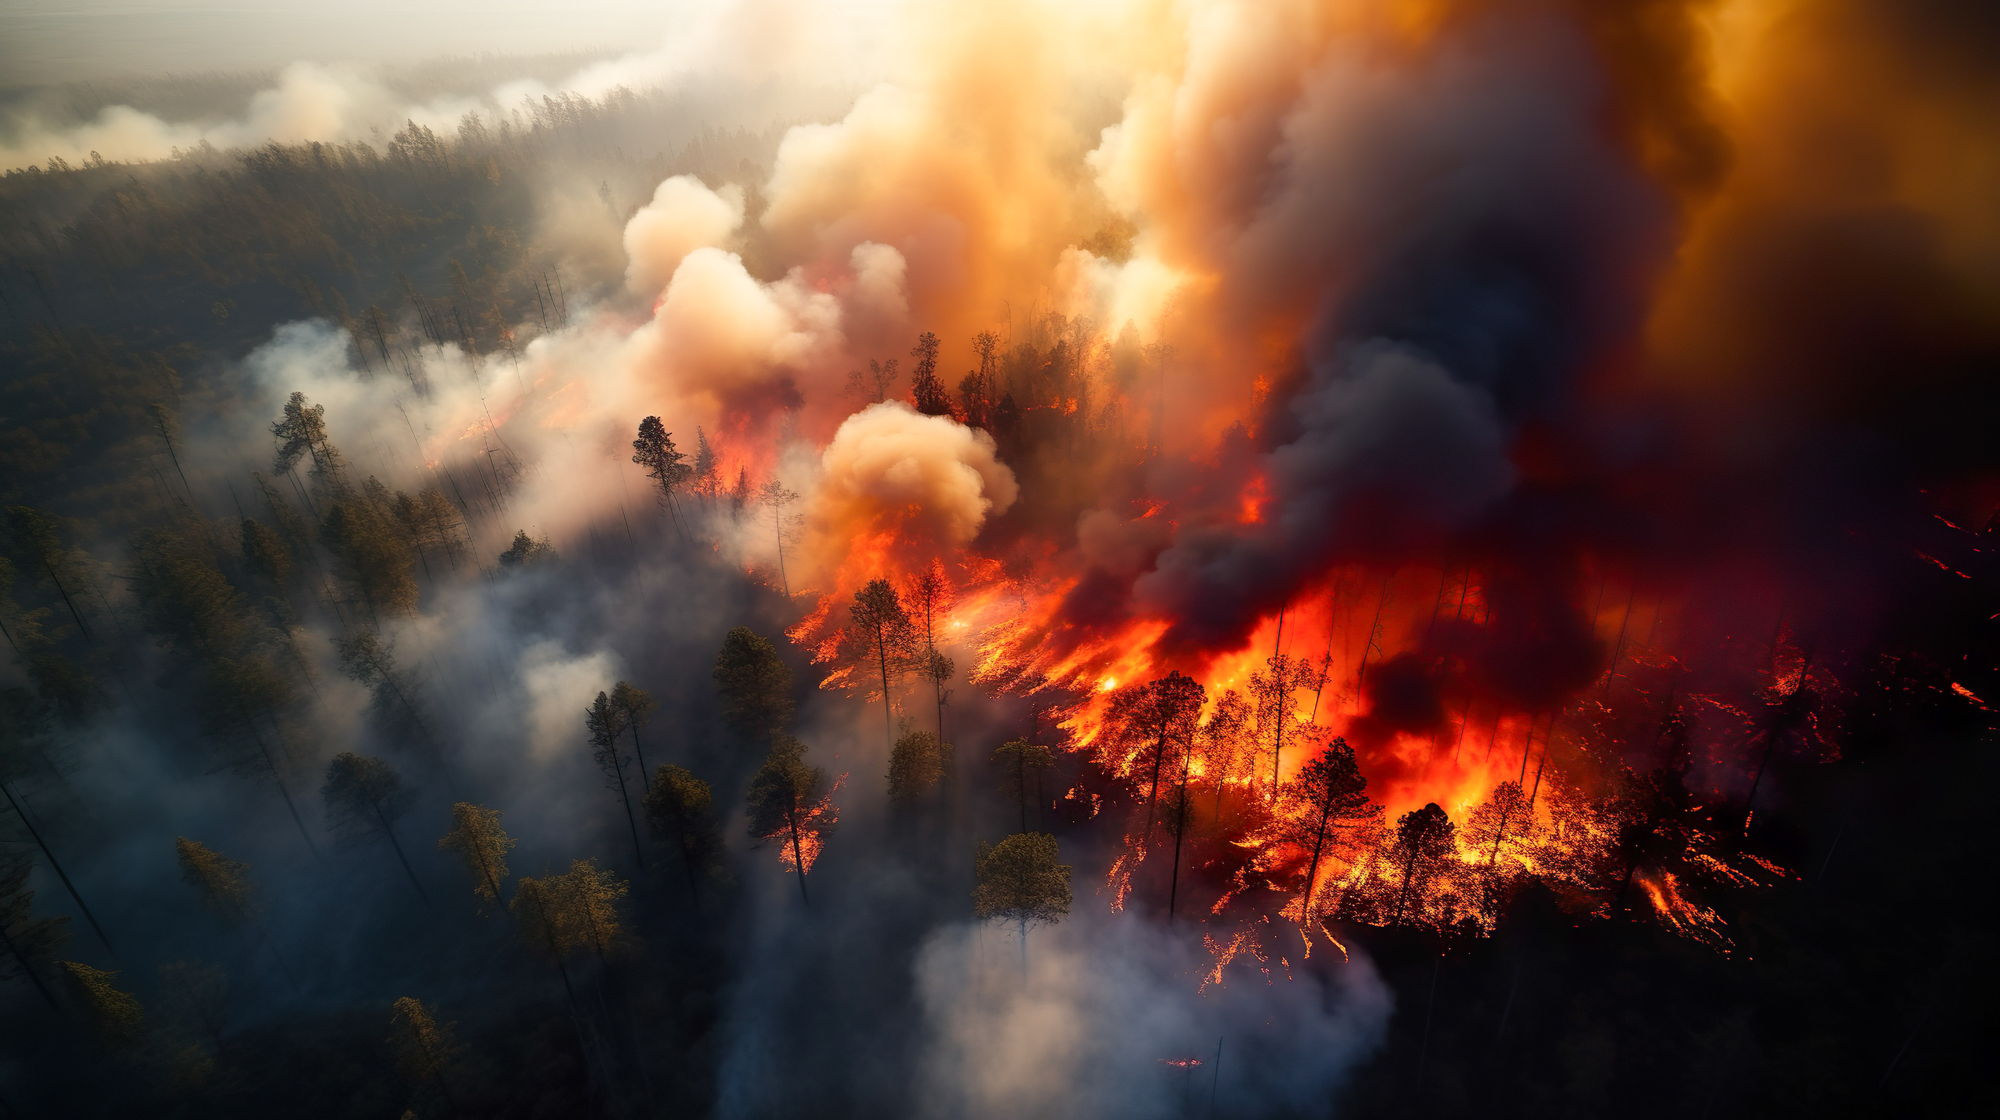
876;631;895;751
373;803;430;904
0;920;58;1009
0;780;113;955
611;757;643;863
1300;802;1332;930
786;799;810;905
627;722;650;793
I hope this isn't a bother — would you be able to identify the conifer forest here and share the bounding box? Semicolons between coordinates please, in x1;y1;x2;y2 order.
0;2;1996;1117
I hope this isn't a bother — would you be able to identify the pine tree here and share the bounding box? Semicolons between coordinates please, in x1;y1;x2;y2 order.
321;491;418;620
438;802;515;910
991;740;1055;833
497;529;556;568
631;416;693;539
335;631;442;759
1248;652;1322;791
609;681;656;792
322;752;429;903
972;832;1071;966
729;467;752;521
0;851;69;1009
1272;738;1379;929
839;579;917;751
909;331;955;418
905;559;955;746
1390;803;1457;925
389;996;464;1115
175;838;258;928
270;391;350;501
176;838;299;992
756;480;799;594
887;728;949;805
713;627;794;743
746;734;834;903
586;692;644;862
643;765;722;897
59;961;145;1048
691;427;720;508
1099;671;1206;841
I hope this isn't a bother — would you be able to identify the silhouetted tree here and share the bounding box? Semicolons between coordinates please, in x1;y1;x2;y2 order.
497;529;556;568
747;734;833;904
909;331;955;417
991;739;1055;833
1248;652;1321;790
271;391;350;500
1273;738;1378;929
632;416;693;539
643;765;722;897
322;752;429;903
757;479;799;594
713;627;794;742
438;802;515;911
587;692;644;862
1464;780;1536;872
0;851;68;1009
691;427;720;508
321;491;418;620
335;631;442;759
1391;803;1457;924
610;681;655;792
839;579;917;751
1100;671;1206;840
905;559;955;745
5;506;93;642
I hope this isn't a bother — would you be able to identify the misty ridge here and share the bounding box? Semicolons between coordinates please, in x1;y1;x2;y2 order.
2;1;1998;1118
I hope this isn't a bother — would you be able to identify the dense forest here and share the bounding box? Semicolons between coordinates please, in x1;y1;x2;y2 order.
3;5;1999;1118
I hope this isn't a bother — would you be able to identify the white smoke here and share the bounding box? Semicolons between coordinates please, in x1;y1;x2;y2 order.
913;910;1392;1119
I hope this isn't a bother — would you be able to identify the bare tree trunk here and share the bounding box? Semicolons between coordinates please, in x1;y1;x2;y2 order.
372;802;430;904
0;780;114;955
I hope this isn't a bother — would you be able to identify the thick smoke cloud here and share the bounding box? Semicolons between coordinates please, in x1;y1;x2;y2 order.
912;913;1391;1119
803;402;1019;582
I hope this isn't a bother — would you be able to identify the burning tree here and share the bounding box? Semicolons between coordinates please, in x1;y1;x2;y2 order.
746;733;838;903
905;559;957;746
1464;780;1539;875
909;331;957;418
1097;671;1206;841
1388;803;1458;925
1267;738;1379;930
1247;652;1323;791
829;579;918;751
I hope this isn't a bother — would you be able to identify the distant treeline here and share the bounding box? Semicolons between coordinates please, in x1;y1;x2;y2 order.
0;88;786;526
